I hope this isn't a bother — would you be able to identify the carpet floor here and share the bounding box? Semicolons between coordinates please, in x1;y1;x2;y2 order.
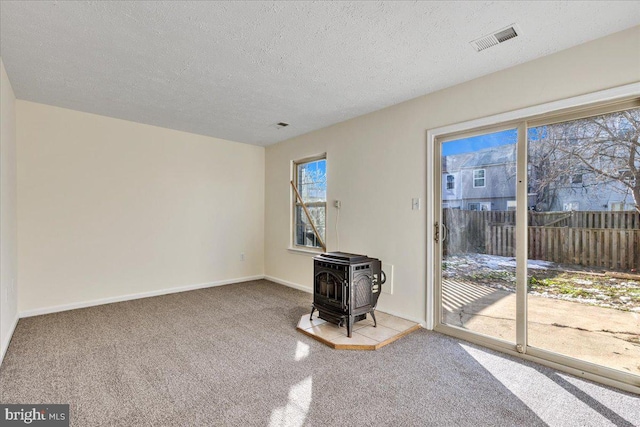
0;280;638;426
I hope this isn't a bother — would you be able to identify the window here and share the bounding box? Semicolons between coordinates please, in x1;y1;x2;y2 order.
446;175;455;190
468;202;490;211
619;169;635;184
507;200;517;211
473;169;486;188
292;155;326;249
611;202;635;211
572;174;583;184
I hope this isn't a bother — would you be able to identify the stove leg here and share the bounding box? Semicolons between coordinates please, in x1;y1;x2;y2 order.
309;306;315;321
370;310;377;328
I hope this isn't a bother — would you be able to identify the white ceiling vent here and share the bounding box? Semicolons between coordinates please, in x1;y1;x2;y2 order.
470;24;521;52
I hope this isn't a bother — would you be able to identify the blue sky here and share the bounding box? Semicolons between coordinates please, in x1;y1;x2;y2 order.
298;159;327;195
300;159;326;181
442;128;517;156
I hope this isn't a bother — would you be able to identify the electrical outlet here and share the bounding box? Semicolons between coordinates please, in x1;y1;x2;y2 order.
240;253;245;261
381;263;394;294
334;200;341;209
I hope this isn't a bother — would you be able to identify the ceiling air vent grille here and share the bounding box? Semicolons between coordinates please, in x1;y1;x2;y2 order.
471;24;521;52
270;122;291;130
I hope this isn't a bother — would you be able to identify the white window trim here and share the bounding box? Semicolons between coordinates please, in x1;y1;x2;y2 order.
446;174;455;190
472;169;486;188
291;154;327;252
426;82;640;394
287;246;324;256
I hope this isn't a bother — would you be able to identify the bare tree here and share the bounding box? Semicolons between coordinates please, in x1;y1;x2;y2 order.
528;108;640;213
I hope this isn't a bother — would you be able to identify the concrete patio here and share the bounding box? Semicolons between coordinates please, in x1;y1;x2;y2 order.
443;279;640;375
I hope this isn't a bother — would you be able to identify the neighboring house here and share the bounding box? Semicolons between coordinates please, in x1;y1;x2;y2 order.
442;144;518;211
441;151;470;209
443;144;636;212
544;170;637;212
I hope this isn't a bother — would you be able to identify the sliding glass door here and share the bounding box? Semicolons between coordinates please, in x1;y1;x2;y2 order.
526;108;640;376
439;128;518;344
433;100;640;389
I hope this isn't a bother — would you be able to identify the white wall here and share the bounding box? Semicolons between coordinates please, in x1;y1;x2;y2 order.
265;26;640;323
1;58;18;362
17;101;265;314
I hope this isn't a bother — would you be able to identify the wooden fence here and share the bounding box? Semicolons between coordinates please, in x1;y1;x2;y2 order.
484;224;640;270
528;211;640;229
443;209;640;231
443;210;498;254
443;209;640;270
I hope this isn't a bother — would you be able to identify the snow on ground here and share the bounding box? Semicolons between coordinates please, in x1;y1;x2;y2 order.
443;253;640;311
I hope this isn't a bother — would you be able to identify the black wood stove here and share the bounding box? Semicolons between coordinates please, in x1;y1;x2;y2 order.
310;252;385;337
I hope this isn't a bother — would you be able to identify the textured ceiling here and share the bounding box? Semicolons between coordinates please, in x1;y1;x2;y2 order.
1;1;638;146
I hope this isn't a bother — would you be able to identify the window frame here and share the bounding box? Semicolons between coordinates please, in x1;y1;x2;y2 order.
563;202;579;211
468;202;490;211
291;154;327;251
446;174;455;190
472;169;486;188
571;174;583;184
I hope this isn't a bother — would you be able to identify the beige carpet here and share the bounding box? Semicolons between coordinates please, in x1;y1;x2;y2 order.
1;280;638;426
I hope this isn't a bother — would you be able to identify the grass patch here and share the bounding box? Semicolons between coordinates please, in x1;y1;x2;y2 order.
557;285;591;298
470;271;513;281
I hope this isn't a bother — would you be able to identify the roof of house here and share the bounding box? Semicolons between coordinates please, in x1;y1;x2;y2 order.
444;144;517;172
462;144;516;168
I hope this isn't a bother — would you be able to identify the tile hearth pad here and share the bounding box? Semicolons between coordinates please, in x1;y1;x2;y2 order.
296;311;420;350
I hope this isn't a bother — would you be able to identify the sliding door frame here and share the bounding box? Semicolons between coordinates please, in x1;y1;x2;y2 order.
432;120;523;353
426;82;640;394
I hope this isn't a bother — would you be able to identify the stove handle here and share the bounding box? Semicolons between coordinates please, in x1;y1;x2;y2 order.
342;280;348;309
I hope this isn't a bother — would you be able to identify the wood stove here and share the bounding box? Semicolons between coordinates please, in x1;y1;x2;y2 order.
310;252;385;337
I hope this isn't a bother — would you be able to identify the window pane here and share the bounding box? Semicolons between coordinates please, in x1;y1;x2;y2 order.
295;205;326;247
473;169;486;187
440;128;518;342
446;175;455;190
527;107;640;375
297;159;326;203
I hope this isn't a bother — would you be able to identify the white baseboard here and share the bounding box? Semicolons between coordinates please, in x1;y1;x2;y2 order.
264;275;312;293
19;275;266;318
1;315;19;366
